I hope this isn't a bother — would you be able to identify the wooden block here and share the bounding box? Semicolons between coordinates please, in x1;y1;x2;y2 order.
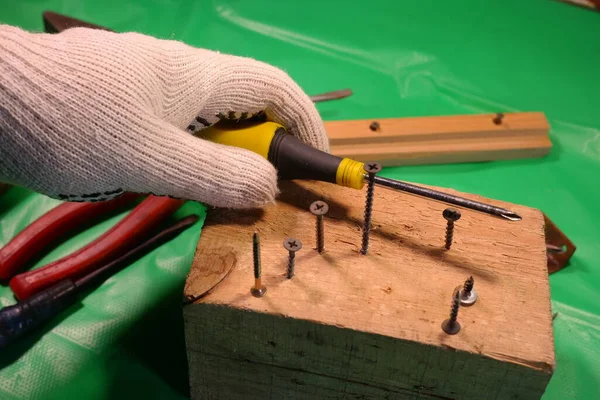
325;112;551;166
183;180;554;400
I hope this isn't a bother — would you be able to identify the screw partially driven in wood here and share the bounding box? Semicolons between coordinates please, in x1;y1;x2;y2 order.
310;201;329;253
283;238;302;279
369;121;380;131
460;276;478;306
361;162;382;255
442;208;461;250
493;113;504;125
441;287;462;335
250;232;266;297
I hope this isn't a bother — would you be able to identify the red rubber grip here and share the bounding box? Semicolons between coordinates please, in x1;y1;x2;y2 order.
10;196;184;300
0;194;139;280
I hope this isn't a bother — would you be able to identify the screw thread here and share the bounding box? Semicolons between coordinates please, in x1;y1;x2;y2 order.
445;221;454;249
316;215;324;253
463;276;474;294
286;252;295;279
253;232;261;279
449;288;461;322
361;176;375;254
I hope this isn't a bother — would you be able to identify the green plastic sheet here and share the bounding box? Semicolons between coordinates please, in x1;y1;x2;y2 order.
1;0;599;398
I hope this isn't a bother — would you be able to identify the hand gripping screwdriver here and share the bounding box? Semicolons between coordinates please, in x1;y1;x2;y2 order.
197;120;521;221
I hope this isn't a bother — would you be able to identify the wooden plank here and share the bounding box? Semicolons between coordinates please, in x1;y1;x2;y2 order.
324;112;551;166
183;180;554;399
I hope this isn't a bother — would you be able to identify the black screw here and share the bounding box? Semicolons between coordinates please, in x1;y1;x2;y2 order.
283;238;302;279
460;275;478;306
441;287;461;335
361;162;382;255
493;113;504;125
369;121;380;131
251;232;266;297
310;201;329;253
442;208;461;250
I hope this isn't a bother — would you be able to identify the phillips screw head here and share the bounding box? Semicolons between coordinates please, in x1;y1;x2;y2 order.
310;200;329;216
364;162;383;175
283;238;303;252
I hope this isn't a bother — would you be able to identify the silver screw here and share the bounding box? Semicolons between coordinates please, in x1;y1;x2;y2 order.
283;238;302;279
310;201;329;253
460;276;478;306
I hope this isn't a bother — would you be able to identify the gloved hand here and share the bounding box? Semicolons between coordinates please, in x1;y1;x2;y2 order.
0;25;329;208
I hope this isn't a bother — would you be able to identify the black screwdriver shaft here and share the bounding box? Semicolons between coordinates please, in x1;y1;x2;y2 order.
373;176;522;221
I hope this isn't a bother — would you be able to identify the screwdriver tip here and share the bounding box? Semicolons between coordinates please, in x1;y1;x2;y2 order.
500;211;522;221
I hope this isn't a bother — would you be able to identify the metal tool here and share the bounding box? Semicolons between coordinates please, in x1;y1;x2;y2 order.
361;163;381;255
310;201;329;253
309;89;353;103
283;238;302;279
441;287;462;335
460;276;477;306
0;215;198;349
251;232;266;297
442;208;461;249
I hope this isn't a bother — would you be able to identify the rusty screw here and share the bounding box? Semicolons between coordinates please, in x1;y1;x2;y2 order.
493;113;504;125
441;287;462;335
283;238;302;279
310;201;329;253
442;208;461;250
460;276;478;306
251;232;266;297
369;121;380;131
361;162;382;255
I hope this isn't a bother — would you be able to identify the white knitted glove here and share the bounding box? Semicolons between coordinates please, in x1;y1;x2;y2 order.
0;25;329;208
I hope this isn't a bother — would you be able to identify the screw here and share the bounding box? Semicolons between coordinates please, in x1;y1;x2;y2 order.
441;287;461;335
369;121;380;131
283;238;302;279
310;201;329;253
442;208;461;250
361;162;382;255
250;232;266;297
460;276;478;306
493;113;504;125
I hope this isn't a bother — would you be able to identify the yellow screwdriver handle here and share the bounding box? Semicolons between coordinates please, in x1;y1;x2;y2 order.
195;120;365;190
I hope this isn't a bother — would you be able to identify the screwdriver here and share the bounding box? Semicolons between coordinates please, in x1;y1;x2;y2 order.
0;215;198;349
197;121;521;221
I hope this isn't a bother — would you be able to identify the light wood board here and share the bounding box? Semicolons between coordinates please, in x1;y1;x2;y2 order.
325;112;551;166
184;180;554;399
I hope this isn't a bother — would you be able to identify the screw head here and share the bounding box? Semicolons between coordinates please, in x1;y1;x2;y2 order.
310;200;329;216
364;162;382;174
283;238;303;252
369;121;380;131
493;112;504;125
251;286;267;297
443;208;461;222
441;319;461;335
460;288;478;307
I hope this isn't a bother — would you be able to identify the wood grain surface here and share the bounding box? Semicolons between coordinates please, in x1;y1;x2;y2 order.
325;112;551;166
184;180;554;399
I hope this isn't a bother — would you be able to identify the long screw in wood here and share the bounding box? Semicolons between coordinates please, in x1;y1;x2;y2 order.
283;238;302;279
251;232;266;297
441;287;462;335
310;201;329;253
360;162;382;255
442;208;461;250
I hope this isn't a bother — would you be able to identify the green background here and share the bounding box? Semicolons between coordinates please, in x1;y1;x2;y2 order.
1;0;599;398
